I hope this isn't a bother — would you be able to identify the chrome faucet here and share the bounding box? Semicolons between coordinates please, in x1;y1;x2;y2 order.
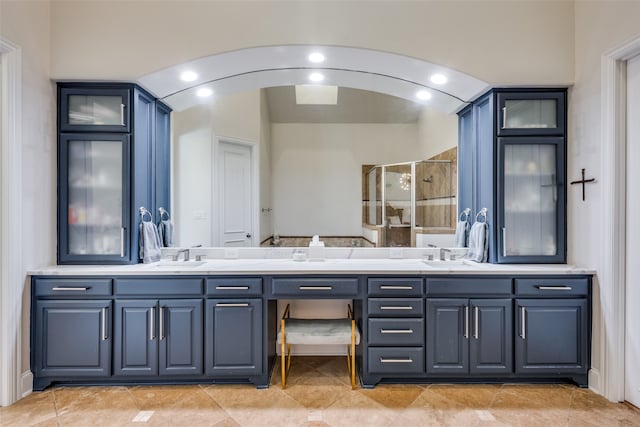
440;248;451;261
172;248;190;261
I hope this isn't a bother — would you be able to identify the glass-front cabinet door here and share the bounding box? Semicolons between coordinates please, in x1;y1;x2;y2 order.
59;87;131;132
58;133;130;263
497;137;565;263
497;91;565;137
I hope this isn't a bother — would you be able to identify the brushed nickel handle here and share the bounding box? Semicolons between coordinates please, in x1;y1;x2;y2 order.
380;358;413;363
464;305;469;339
299;286;332;290
52;287;89;291
216;303;249;307
380;329;414;334
380;285;413;290
159;306;164;340
536;286;573;291
474;306;479;339
502;227;507;257
502;106;507;129
101;307;108;341
120;227;125;257
520;306;526;339
149;307;155;340
120;104;125;126
216;286;250;290
380;306;413;310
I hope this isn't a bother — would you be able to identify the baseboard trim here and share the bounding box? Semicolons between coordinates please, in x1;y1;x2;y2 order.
21;371;32;399
589;368;602;396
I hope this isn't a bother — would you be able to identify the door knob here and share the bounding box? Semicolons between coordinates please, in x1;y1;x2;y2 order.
246;233;252;238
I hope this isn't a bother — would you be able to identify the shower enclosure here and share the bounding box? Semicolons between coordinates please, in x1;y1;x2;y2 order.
365;160;455;247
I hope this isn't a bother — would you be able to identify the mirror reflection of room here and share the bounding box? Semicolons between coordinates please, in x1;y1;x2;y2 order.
172;85;458;248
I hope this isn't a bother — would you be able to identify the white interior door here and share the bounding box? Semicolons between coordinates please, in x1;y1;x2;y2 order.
625;54;640;408
218;140;253;247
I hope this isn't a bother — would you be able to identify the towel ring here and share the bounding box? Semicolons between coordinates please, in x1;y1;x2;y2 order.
139;207;153;223
158;207;170;221
459;208;471;222
475;208;488;223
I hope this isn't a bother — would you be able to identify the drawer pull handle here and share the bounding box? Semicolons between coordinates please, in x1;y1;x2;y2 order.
379;286;413;290
536;285;573;291
380;306;414;310
380;329;414;334
520;306;526;339
216;286;250;290
52;287;89;291
464;305;469;339
299;286;333;290
380;358;413;363
159;306;164;341
474;306;479;339
149;307;155;340
216;303;249;307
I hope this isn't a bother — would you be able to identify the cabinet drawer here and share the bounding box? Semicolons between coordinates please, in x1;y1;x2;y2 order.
34;278;112;296
114;278;203;296
515;277;589;296
271;278;359;297
426;278;512;296
368;298;423;317
368;278;423;296
206;278;262;296
368;319;424;346
368;347;424;374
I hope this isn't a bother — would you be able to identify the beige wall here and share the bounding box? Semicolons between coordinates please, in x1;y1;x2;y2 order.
49;1;573;86
418;108;458;160
259;89;273;242
0;0;55;385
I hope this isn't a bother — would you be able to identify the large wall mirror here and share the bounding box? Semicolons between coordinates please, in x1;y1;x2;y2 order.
139;45;488;248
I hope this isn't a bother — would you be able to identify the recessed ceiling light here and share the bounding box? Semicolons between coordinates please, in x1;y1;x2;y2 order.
180;71;198;82
196;87;212;97
416;90;432;100
309;72;325;82
430;74;447;85
308;52;325;63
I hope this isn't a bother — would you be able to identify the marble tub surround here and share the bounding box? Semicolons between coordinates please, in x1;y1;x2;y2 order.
2;357;638;427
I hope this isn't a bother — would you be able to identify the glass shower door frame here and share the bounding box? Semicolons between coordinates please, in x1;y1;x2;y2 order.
58;133;131;264
496;136;566;263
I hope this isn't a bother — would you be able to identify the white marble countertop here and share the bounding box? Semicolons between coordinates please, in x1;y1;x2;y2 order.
28;258;595;276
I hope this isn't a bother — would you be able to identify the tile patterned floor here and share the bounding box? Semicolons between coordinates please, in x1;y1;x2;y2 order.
2;357;639;426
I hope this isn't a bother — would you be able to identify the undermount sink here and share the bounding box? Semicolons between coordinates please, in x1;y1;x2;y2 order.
153;260;207;268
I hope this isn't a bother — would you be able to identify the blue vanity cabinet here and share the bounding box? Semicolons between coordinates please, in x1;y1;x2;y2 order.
425;277;513;376
457;88;567;263
514;278;591;384
204;278;264;382
57;83;172;264
31;278;113;390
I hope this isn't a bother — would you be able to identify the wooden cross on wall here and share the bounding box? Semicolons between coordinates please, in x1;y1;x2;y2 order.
570;168;596;201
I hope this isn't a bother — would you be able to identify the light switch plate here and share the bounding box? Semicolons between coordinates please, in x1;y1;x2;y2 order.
224;248;239;259
389;248;403;258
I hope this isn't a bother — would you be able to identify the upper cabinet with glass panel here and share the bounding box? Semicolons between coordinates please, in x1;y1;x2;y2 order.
497;91;565;136
59;87;131;132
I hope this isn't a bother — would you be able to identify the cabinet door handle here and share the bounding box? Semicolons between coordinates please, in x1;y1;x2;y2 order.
380;306;413;310
120;103;125;126
474;306;479;339
52;287;89;291
215;286;250;290
101;307;108;341
464;305;469;339
502;227;507;258
520;306;526;339
536;286;573;291
120;227;125;257
159;306;164;341
380;285;413;290
299;286;332;291
380;329;414;334
215;303;249;307
149;307;155;340
502;106;507;129
380;358;413;363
